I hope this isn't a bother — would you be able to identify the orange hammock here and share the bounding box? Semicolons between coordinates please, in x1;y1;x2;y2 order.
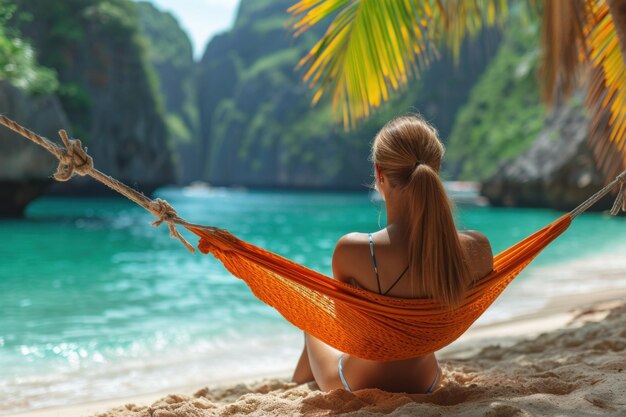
1;115;625;361
187;215;572;361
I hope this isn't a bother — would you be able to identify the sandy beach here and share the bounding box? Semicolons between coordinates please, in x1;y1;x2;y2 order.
10;286;626;417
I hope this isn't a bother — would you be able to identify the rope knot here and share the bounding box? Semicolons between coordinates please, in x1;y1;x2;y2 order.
54;130;94;182
150;198;177;226
149;198;196;253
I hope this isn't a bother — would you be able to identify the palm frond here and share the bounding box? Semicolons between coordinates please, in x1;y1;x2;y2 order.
584;0;626;179
434;0;509;60
539;0;589;105
290;0;437;129
290;0;509;129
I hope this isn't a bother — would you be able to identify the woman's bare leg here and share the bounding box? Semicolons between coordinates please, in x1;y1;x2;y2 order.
304;334;440;393
291;340;315;384
304;333;344;391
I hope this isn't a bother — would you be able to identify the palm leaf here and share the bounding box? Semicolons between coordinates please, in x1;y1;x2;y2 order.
289;0;508;128
538;0;589;104
290;0;436;129
434;0;508;60
584;0;626;179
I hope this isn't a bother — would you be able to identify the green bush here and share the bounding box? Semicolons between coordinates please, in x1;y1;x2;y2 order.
0;0;58;96
446;21;544;181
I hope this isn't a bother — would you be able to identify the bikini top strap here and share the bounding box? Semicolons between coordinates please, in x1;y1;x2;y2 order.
382;265;409;296
368;233;383;294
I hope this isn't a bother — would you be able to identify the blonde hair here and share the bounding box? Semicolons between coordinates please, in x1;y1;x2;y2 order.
371;114;470;307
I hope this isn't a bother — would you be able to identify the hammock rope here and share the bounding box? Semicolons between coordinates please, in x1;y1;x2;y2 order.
569;168;626;217
0;115;220;252
1;114;625;361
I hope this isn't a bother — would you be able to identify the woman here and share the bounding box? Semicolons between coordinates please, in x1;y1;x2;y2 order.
291;114;494;394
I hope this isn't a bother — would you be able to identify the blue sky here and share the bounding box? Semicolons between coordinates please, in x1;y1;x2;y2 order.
139;0;240;59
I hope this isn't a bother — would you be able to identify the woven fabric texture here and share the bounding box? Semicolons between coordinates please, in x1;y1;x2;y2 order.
187;214;572;361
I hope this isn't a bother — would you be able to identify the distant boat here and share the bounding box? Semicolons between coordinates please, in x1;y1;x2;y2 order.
179;181;249;197
181;181;212;197
369;181;488;207
445;181;488;207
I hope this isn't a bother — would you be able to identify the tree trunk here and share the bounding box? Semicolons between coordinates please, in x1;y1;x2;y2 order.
608;0;626;61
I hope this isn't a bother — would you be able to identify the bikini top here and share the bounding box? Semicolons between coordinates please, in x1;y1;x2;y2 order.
368;233;409;296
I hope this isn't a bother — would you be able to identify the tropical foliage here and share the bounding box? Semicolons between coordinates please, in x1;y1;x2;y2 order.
0;0;58;95
290;0;626;180
5;0;164;143
446;20;544;180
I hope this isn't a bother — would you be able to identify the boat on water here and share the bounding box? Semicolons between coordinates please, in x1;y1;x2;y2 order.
445;181;489;207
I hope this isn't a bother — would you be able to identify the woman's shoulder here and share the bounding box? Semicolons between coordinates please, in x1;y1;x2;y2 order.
336;232;370;247
331;232;371;285
458;230;493;278
458;230;491;247
332;232;370;265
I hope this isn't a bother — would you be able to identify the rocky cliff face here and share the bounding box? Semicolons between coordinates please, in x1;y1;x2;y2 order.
481;99;614;211
196;0;499;188
136;1;200;184
0;81;69;216
9;0;176;194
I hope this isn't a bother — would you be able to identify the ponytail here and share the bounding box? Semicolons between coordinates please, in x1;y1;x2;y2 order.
405;164;470;307
372;114;472;307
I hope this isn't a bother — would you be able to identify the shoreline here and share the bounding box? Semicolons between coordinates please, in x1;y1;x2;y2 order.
9;286;626;417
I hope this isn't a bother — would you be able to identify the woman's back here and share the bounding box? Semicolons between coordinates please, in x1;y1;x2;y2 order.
333;228;493;298
328;226;493;393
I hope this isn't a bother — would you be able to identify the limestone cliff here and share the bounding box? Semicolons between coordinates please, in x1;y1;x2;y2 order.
8;0;176;194
481;99;614;211
136;1;200;184
444;18;612;211
0;81;69;216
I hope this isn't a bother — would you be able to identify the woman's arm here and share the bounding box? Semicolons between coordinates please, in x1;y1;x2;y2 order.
331;233;362;286
459;230;494;280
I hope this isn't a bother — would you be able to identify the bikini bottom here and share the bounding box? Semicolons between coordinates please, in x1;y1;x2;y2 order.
338;353;441;394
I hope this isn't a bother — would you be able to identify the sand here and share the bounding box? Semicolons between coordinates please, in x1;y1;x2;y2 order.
11;296;624;417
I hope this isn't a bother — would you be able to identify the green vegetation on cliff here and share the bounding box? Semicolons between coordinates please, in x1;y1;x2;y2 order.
7;0;164;143
135;1;198;144
446;21;544;181
4;0;176;187
0;0;57;95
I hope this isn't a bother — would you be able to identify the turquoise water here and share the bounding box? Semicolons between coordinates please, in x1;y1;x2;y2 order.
1;188;625;412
